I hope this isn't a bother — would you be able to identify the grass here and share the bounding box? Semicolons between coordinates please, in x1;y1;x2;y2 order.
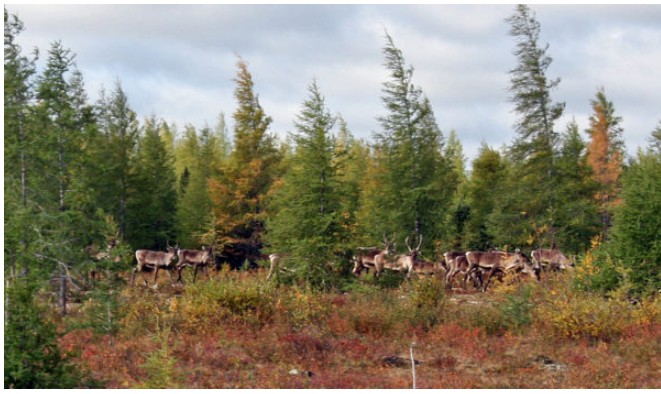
57;267;660;389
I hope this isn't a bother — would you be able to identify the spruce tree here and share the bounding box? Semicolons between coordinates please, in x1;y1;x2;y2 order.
5;277;87;388
554;120;600;252
607;148;661;294
4;8;37;209
267;81;346;287
33;41;84;211
5;8;38;277
174;125;218;248
208;59;281;267
505;4;565;247
371;32;451;251
466;144;510;250
126;116;178;250
649;120;661;154
444;130;469;250
92;81;138;237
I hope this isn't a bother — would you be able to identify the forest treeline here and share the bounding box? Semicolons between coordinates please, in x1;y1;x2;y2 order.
4;5;661;387
5;4;661;290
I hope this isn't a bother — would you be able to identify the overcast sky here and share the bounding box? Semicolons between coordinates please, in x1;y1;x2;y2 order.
6;4;661;162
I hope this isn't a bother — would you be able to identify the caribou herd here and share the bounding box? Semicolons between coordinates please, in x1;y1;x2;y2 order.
123;234;574;291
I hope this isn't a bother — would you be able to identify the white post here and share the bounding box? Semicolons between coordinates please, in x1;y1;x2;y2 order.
410;343;416;389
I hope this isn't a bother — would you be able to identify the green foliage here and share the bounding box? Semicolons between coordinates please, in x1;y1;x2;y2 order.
267;81;348;289
370;32;453;248
504;4;565;248
178;270;275;329
498;285;533;333
534;280;634;342
174;125;220;247
4;278;87;388
137;326;183;389
90;81;138;237
72;278;125;338
554;121;601;253
467;143;509;249
126;116;178;250
649;120;661;154
407;276;446;330
607;150;661;294
208;59;281;259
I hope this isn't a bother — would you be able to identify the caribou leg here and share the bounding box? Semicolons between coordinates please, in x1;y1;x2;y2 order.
482;266;500;292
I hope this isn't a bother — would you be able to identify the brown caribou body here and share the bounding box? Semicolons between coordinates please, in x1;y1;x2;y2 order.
444;252;483;289
131;244;179;288
352;235;396;277
465;250;539;292
375;236;422;279
412;259;444;276
176;246;214;283
531;248;573;272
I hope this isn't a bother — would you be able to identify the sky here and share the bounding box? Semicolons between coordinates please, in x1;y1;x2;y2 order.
6;4;661;163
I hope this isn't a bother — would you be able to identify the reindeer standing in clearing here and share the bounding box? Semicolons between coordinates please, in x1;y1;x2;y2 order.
176;246;215;284
131;243;179;288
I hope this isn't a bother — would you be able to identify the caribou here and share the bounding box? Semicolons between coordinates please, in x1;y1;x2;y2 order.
443;252;483;290
352;234;396;277
531;248;574;272
131;243;179;288
176;246;215;284
465;249;539;292
376;235;422;279
267;253;281;280
85;235;123;282
412;259;445;276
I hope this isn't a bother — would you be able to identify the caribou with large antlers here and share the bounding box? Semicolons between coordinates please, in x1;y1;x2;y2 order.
131;243;179;288
375;235;422;279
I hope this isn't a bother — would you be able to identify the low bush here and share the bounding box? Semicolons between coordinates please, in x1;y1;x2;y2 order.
534;288;632;342
406;276;446;330
178;269;275;329
277;285;333;331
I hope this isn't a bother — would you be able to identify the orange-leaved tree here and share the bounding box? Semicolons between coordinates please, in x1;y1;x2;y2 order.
207;58;282;268
586;87;624;238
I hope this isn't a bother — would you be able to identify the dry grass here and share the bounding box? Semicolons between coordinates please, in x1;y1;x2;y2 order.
58;268;660;389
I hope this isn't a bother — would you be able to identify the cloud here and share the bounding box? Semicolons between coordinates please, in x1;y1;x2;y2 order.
7;4;660;162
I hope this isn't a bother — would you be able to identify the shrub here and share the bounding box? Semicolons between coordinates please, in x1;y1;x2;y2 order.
459;302;508;336
178;269;275;329
277;285;333;330
345;290;404;337
5;278;91;388
406;276;446;330
498;285;533;333
534;287;633;342
136;326;183;389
